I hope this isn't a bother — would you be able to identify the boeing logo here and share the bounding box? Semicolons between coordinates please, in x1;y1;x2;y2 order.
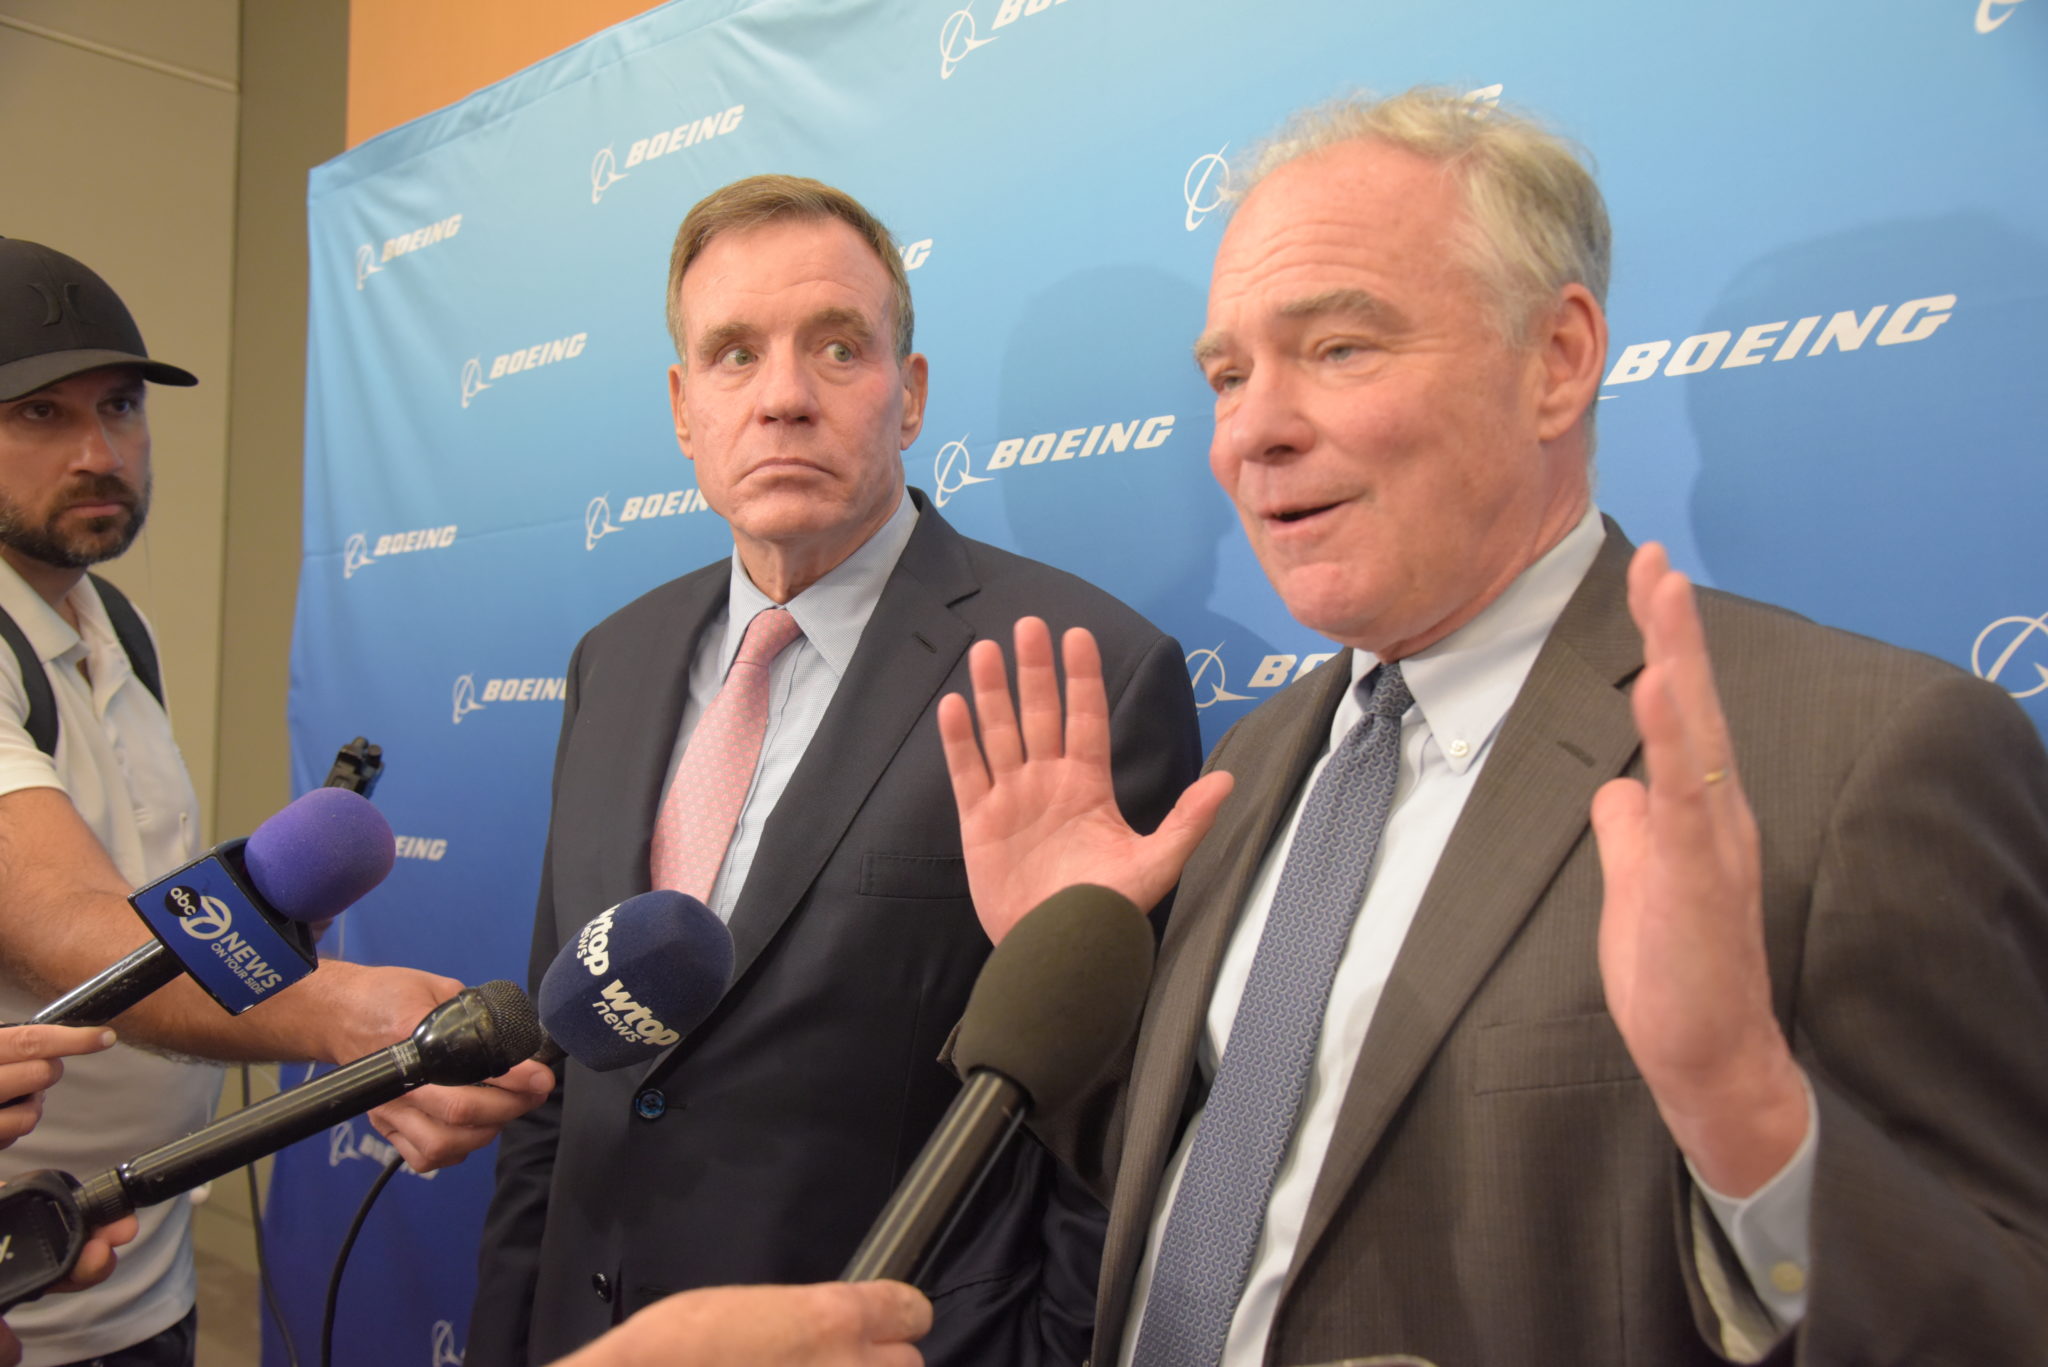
1466;82;1503;107
354;244;383;291
1185;646;1253;708
1973;612;2048;699
344;524;458;579
1187;645;1339;709
938;5;997;78
1977;0;2028;30
460;358;490;408
431;1321;463;1367
586;495;621;550
452;674;486;725
901;238;933;271
932;414;1177;507
329;1119;437;1180
932;436;994;508
343;533;373;578
591;145;628;204
1604;294;1956;388
1184;144;1230;232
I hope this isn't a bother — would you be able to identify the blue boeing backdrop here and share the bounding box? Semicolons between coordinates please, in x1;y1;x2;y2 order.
267;1;2048;1361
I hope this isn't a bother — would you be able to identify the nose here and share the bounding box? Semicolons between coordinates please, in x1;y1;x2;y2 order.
76;414;127;474
1213;365;1314;470
754;346;818;427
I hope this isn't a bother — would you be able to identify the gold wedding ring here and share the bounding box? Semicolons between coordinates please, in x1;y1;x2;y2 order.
1701;768;1730;785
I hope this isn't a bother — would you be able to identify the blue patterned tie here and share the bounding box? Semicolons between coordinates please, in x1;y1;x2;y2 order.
1130;661;1413;1367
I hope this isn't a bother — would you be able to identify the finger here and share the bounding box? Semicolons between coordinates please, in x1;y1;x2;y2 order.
0;1025;116;1064
1059;627;1113;769
937;693;991;805
1139;770;1235;897
364;1103;435;1171
1588;776;1649;915
1626;542;1670;641
1014;617;1064;761
1646;569;1738;791
0;1092;45;1147
966;636;1024;773
849;1280;933;1343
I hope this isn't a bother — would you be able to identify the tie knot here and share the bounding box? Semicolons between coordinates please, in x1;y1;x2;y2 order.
733;607;803;668
1365;660;1411;721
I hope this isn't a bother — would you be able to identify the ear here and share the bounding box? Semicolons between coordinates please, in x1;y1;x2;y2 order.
1532;283;1608;444
897;352;930;451
668;362;692;461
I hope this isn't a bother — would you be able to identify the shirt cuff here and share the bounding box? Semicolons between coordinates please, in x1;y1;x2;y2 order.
1688;1069;1819;1333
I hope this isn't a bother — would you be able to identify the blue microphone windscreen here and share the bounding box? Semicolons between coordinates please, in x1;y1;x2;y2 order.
538;891;734;1072
242;787;397;923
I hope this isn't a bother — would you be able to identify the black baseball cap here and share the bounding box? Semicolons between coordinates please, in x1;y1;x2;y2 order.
0;237;199;401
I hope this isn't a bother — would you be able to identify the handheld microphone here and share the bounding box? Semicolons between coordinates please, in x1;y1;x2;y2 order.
31;787;395;1026
0;981;538;1312
842;884;1155;1283
534;891;734;1071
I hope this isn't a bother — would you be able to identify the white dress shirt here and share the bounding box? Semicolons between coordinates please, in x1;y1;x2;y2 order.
1121;506;1814;1366
658;491;919;920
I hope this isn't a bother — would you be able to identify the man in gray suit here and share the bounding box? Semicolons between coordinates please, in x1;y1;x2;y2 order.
471;175;1201;1366
939;91;2048;1364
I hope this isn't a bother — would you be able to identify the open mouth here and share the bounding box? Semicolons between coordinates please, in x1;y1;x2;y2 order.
1272;501;1340;525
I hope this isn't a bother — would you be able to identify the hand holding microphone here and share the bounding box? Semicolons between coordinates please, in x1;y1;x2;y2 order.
0;1025;119;1139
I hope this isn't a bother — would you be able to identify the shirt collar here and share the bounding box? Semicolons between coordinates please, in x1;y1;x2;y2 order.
720;490;920;679
1346;503;1607;773
0;557;86;664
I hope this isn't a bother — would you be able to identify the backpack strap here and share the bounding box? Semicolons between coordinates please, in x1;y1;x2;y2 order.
87;573;164;709
0;601;57;757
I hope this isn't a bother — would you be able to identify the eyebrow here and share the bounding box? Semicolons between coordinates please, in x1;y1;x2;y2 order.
1192;288;1409;368
692;306;879;365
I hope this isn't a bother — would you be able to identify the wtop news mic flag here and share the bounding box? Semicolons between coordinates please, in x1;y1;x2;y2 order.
274;0;2048;1361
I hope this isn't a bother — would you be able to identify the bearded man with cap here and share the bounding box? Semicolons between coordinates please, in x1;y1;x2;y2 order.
0;241;553;1366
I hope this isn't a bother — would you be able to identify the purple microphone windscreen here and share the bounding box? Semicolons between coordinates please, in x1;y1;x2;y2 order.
240;787;396;923
537;891;734;1071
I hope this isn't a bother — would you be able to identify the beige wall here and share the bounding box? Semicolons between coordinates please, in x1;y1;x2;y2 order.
348;0;658;146
0;0;240;830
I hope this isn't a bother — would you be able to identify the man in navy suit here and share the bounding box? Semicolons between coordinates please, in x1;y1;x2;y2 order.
471;174;1201;1366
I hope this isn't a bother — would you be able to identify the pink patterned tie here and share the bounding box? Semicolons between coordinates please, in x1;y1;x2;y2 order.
649;607;805;901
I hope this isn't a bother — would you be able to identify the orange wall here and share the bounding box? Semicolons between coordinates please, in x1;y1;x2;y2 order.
347;0;664;147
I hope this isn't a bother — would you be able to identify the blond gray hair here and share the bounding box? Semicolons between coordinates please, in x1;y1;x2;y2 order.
1242;88;1610;344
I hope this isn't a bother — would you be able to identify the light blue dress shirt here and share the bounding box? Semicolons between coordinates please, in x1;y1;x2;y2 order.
658;491;919;922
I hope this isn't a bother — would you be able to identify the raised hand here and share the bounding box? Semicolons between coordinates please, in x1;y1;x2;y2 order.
937;617;1232;943
1590;543;1808;1197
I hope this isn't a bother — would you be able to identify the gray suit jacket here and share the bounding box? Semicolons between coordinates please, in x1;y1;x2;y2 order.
471;491;1202;1366
1070;522;2048;1366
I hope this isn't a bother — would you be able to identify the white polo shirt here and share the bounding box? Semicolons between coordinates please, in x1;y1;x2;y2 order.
0;558;223;1364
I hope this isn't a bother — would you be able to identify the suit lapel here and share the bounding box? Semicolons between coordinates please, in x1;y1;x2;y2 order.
1287;521;1647;1271
720;496;980;984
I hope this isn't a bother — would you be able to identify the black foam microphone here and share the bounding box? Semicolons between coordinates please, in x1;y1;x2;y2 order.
0;981;539;1313
842;884;1155;1283
534;890;734;1071
31;787;396;1026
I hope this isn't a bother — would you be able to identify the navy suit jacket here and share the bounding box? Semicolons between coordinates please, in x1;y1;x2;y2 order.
470;491;1201;1366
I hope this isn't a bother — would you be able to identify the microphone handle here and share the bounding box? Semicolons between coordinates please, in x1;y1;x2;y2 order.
841;1069;1027;1284
30;941;184;1026
75;1040;427;1226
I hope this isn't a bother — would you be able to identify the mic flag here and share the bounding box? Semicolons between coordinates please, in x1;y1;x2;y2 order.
33;787;395;1025
537;890;734;1071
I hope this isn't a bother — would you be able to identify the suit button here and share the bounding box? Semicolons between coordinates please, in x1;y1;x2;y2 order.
591;1272;612;1303
633;1088;667;1121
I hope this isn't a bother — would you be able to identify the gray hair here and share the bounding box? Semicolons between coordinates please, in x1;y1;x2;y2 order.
1241;88;1611;345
